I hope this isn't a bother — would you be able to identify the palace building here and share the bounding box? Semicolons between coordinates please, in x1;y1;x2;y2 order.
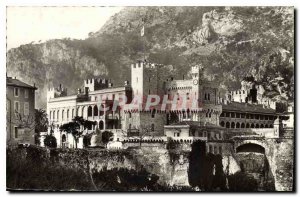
46;60;286;149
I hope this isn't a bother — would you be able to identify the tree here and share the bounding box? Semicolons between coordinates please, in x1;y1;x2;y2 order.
59;116;96;149
44;133;57;148
10;108;49;145
188;141;206;189
228;172;258;191
10;108;35;144
34;109;49;145
101;131;114;148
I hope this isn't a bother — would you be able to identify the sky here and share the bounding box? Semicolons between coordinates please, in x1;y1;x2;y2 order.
6;6;123;49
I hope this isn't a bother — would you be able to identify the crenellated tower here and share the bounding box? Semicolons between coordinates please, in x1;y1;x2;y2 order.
84;78;110;92
47;84;67;101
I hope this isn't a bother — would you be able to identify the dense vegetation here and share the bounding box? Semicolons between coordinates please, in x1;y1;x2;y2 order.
7;7;294;108
7;146;92;190
7;146;193;191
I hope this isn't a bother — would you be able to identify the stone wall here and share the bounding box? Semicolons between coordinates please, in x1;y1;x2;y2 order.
233;137;294;191
9;136;294;191
266;138;294;191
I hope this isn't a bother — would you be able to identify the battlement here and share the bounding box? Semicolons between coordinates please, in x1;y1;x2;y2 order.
84;78;108;86
131;61;164;69
165;79;193;90
191;64;203;74
47;84;67;100
84;78;109;91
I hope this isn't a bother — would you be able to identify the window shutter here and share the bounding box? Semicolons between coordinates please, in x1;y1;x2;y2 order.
24;102;29;115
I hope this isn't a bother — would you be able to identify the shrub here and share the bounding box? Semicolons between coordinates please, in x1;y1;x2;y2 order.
44;135;57;148
92;167;159;191
228;171;258;191
6;146;92;191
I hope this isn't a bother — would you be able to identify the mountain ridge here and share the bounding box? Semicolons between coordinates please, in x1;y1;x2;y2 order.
7;7;294;109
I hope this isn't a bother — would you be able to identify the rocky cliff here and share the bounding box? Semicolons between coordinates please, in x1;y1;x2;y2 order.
7;7;294;108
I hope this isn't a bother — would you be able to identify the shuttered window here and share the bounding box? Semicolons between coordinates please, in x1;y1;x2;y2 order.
24;102;29;115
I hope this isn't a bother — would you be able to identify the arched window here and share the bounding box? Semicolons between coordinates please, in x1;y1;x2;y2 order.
246;123;250;128
67;109;69;119
209;145;213;153
231;122;235;128
94;105;98;116
99;121;104;130
99;105;105;116
226;122;230;128
204;93;207;100
251;123;255;128
72;109;74;118
151;124;154;131
53;110;55;120
260;124;264;128
57;110;59;121
241;123;245;128
208;93;210;100
88;106;93;117
49;111;52;120
270;124;273;128
129;123;131;131
187;109;191;118
265;124;268;128
62;134;66;142
255;124;259;128
62;110;64;120
128;112;132;118
220;121;225;127
81;107;85;117
62;134;66;148
236;122;240;128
